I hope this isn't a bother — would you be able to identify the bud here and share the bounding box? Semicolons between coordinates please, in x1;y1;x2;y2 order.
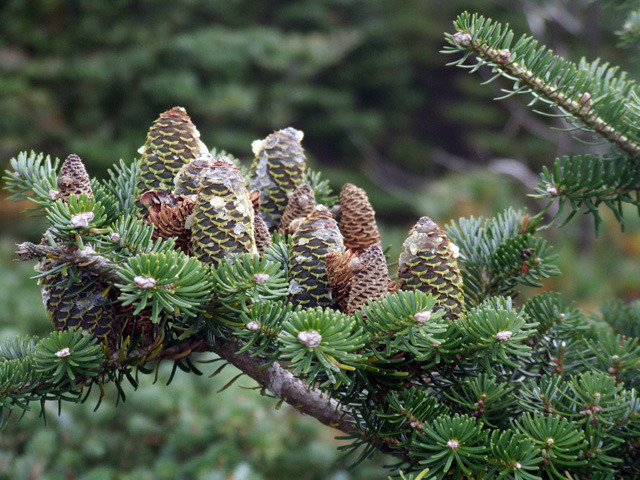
447;439;459;450
496;330;513;342
246;321;260;332
414;310;432;324
55;347;72;358
452;32;472;47
70;211;95;229
134;276;156;290
298;330;322;348
253;273;270;284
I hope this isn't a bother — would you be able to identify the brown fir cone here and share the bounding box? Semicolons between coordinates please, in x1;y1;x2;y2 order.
325;249;358;312
254;213;271;256
249;189;261;213
140;190;195;253
338;183;381;254
279;184;315;234
345;244;390;316
57;154;93;202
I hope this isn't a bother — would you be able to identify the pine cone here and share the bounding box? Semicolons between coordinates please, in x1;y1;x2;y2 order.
279;184;315;234
288;205;345;308
190;156;257;265
140;190;195;253
56;154;93;202
397;217;465;320
338;183;381;254
326;249;357;312
253;213;271;256
248;127;306;228
136;107;208;194
345;244;390;316
174;152;216;197
38;260;121;349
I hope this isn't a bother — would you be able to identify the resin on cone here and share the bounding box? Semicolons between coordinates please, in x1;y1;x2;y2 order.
190;156;257;265
279;183;315;234
397;217;465;320
248;127;306;229
288;205;345;308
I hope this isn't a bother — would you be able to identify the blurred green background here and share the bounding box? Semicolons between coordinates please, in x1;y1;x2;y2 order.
2;1;640;478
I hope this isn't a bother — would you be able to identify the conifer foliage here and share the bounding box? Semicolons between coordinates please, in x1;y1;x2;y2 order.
3;11;640;477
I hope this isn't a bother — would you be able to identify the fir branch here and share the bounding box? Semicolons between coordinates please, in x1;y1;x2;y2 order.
12;243;358;434
444;12;640;159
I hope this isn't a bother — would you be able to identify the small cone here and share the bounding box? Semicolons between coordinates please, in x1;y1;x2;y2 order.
345;244;390;316
57;154;93;202
397;217;465;320
338;183;381;254
140;190;195;253
190;156;257;265
326;249;357;312
248;127;306;228
254;213;271;256
288;205;345;308
279;184;315;234
136;107;208;195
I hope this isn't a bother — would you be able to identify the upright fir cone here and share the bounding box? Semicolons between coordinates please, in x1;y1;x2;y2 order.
248;127;306;229
56;154;93;202
397;217;465;320
246;189;271;256
136;107;208;195
338;183;381;254
190;156;257;265
279;183;315;234
326;249;357;312
38;262;121;349
140;190;195;253
345;244;390;316
288;205;345;308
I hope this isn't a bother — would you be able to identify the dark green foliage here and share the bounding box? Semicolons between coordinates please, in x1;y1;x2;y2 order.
34;330;104;387
279;307;368;386
534;155;640;232
116;251;212;323
447;209;560;305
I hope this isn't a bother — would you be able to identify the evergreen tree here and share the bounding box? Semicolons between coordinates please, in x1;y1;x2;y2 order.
4;5;640;480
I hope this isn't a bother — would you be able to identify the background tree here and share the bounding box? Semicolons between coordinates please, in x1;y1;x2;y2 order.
3;1;640;479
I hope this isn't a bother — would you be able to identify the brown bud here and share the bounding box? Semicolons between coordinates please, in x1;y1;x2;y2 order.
338;183;381;254
279;184;315;234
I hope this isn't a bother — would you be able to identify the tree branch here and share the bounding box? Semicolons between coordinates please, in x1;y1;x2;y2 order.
15;241;358;434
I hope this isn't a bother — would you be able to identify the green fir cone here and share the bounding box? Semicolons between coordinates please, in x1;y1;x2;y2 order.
397;217;465;320
38;261;120;348
190;156;258;265
136;107;208;195
248;127;307;229
288;205;345;308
